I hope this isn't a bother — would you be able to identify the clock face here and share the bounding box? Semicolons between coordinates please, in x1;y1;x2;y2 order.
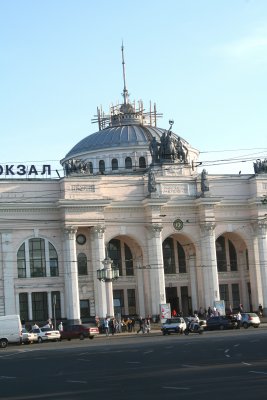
173;218;183;231
76;234;86;245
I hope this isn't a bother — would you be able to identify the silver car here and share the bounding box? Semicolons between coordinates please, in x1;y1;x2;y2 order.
241;312;260;328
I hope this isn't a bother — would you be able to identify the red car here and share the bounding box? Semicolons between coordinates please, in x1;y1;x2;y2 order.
60;324;99;340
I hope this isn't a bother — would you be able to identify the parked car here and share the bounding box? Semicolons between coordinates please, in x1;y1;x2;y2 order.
60;324;99;341
241;312;260;328
31;327;61;343
206;316;237;331
161;317;187;335
21;328;38;344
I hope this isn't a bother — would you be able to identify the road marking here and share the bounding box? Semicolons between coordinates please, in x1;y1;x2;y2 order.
162;386;190;390
234;344;240;347
77;358;91;362
66;380;87;384
127;361;141;364
249;371;267;375
0;376;16;380
143;350;154;354
242;362;252;365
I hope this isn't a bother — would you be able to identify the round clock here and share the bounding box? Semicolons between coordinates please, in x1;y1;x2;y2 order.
76;234;86;245
173;218;183;231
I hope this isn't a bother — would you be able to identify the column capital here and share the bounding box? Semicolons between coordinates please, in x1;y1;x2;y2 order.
64;226;77;239
252;221;267;238
92;224;106;239
200;222;216;236
149;223;163;238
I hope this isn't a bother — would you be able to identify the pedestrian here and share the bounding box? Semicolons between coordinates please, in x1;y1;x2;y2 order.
58;322;63;332
104;317;110;336
236;311;242;328
137;317;144;334
259;304;263;317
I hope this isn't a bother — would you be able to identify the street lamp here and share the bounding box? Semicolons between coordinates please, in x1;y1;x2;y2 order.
97;257;119;282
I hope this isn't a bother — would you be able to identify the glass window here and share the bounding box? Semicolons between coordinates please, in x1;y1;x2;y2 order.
246;249;249;270
229;240;237;271
99;160;105;173
219;284;229;309
163;238;175;274
125;157;132;169
127;289;136;315
177;242;186;273
139;157;146;168
112;158;118;170
17;243;26;278
231;284;240;309
80;299;90;319
29;239;46;277
78;253;88;275
51;291;61;320
19;293;29;321
108;239;122;276
49;243;59;276
113;289;124;315
17;238;59;279
125;244;134;276
32;292;48;322
216;236;227;272
88;162;93;174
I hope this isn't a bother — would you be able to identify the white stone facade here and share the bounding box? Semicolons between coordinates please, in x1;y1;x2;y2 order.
0;165;267;323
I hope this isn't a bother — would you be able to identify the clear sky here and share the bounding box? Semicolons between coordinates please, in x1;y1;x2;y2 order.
1;0;267;178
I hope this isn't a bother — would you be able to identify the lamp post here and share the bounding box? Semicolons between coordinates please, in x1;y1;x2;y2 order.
97;256;119;317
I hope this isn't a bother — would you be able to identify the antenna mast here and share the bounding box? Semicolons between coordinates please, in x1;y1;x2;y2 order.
121;42;129;104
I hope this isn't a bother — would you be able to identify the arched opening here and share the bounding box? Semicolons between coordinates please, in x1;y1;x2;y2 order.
139;156;146;168
112;158;118;170
125;157;132;169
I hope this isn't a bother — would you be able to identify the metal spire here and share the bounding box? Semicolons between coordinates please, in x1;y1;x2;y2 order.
121;42;129;104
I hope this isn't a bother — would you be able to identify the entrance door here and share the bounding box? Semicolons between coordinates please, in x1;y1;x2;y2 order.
165;287;179;314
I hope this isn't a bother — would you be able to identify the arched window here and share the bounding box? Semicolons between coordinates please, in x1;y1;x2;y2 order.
163;238;187;274
107;239;134;276
17;238;59;278
125;244;133;276
99;160;105;173
216;236;227;272
125;157;132;169
177;242;186;273
112;158;118;170
229;240;237;271
88;162;93;174
139;157;146;168
163;238;175;274
216;235;238;272
77;253;88;275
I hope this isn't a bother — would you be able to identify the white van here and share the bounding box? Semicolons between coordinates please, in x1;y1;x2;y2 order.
0;314;22;348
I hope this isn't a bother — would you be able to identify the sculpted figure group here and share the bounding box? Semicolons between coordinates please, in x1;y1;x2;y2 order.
64;159;92;176
253;159;267;174
149;131;188;164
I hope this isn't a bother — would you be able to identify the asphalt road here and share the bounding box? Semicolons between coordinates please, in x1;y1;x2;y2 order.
1;327;267;400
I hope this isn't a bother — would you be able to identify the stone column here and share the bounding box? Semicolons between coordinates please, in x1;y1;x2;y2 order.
91;225;108;318
200;223;220;309
147;224;166;316
28;292;33;321
188;253;198;312
1;231;16;314
256;222;267;314
63;227;80;324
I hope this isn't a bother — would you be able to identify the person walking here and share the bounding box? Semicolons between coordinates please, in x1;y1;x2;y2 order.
236;311;242;329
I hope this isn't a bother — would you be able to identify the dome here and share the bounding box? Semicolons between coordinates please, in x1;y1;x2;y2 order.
64;124;167;159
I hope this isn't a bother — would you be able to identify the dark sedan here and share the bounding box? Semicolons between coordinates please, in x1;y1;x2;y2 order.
206;316;237;331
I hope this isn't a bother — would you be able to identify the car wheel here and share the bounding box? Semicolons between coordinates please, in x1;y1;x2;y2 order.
162;331;167;336
219;325;225;330
254;325;259;328
37;337;43;343
79;334;85;340
89;336;94;340
0;339;8;348
184;329;189;335
243;322;249;329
